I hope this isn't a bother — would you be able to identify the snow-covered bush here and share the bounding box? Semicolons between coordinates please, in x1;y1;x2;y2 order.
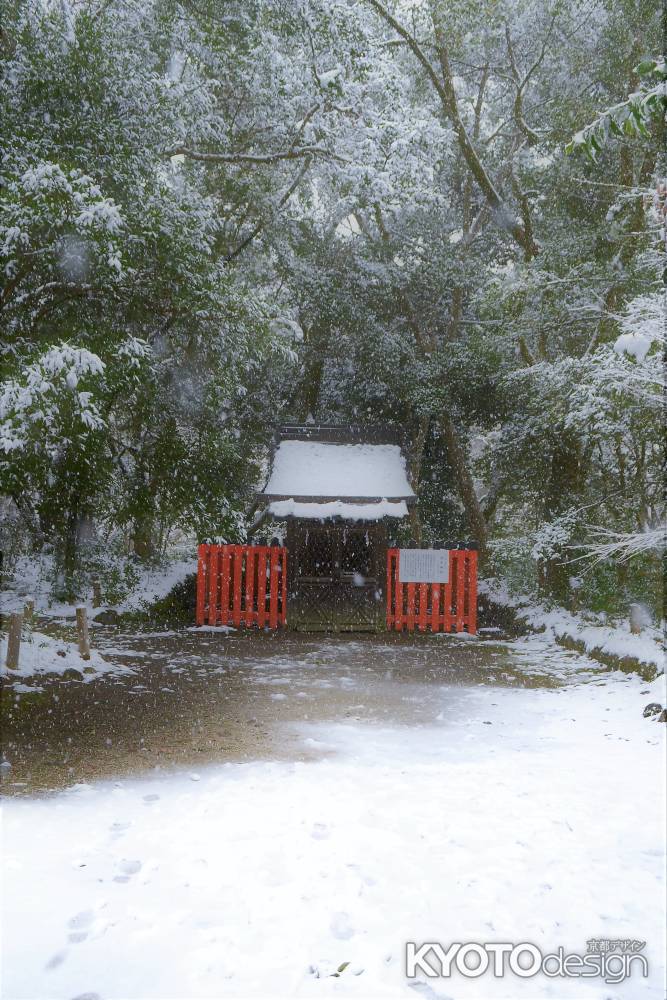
0;343;106;459
0;162;124;337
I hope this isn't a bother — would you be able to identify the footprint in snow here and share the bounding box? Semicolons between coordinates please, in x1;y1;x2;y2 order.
113;859;142;882
120;858;142;874
68;910;94;929
143;794;160;804
109;821;130;839
311;822;330;840
330;911;354;940
44;950;67;971
409;981;453;1000
68;909;94;943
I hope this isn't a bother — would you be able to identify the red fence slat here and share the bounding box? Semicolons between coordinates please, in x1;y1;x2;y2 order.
395;581;404;631
431;583;440;633
386;549;393;630
455;552;465;632
468;551;478;634
269;548;279;628
232;546;243;627
406;583;416;630
418;583;428;631
244;547;255;626
256;547;267;629
394;550;404;631
443;573;452;632
220;546;231;625
196;544;207;625
207;544;217;625
280;549;287;626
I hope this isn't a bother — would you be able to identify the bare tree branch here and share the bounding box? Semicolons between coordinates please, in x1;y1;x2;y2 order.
504;14;557;148
362;0;538;258
225;158;312;263
517;334;537;365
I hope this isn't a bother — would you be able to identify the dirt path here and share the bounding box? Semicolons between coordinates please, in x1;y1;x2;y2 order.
4;628;664;1000
2;627;569;795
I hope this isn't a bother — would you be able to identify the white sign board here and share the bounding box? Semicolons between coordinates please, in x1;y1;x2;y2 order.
398;549;449;584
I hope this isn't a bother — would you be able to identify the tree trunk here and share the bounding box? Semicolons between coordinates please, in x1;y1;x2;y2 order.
439;412;488;559
541;432;582;602
11;493;46;549
61;505;79;600
294;319;330;420
406;416;430;545
132;515;156;560
408;505;423;545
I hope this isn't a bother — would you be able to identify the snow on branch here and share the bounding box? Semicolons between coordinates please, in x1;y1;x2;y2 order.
573;521;667;564
166;145;343;165
362;0;538;258
566;58;667;158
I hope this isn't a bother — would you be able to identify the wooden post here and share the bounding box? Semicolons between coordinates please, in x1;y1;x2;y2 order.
76;606;91;660
24;598;34;624
629;603;643;635
92;578;102;607
5;612;22;670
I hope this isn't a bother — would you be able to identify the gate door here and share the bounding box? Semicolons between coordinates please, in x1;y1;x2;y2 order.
287;523;385;632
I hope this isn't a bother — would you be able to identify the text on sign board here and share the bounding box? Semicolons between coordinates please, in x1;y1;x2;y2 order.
398;549;450;583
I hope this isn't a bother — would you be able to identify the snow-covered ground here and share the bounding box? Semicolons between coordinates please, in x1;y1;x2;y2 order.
480;580;665;677
112;556;195;612
0;552;196;618
0;628;132;684
520;604;665;675
3;635;665;1000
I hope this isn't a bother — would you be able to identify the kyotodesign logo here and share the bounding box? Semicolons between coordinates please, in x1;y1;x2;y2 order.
405;939;648;985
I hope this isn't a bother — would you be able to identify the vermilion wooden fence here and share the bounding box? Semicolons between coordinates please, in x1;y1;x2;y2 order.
386;548;477;634
196;543;287;628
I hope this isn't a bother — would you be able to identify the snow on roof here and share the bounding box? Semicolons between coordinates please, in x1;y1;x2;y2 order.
268;499;409;521
263;440;414;500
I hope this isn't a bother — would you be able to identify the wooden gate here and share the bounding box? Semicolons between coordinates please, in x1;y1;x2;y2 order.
386;548;477;633
196;543;287;628
286;521;385;632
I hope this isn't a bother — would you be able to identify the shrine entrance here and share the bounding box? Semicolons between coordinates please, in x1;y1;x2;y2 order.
193;425;478;633
287;520;386;632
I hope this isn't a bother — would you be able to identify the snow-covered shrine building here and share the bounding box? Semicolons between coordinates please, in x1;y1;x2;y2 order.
196;424;478;634
258;424;415;631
